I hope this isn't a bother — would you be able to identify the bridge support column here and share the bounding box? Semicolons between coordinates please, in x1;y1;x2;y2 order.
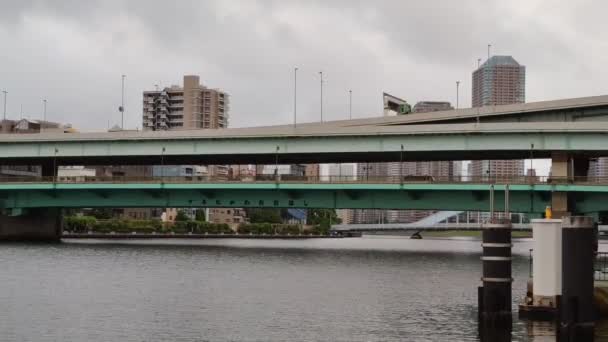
551;153;590;218
559;216;595;341
0;208;62;241
551;153;570;218
478;219;512;341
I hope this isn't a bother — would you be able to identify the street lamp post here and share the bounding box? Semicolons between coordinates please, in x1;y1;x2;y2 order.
294;67;298;128
120;75;126;130
349;89;352;120
400;144;404;185
456;81;460;109
319;71;323;122
530;143;534;181
160;147;166;180
42;99;47;132
53;148;58;182
275;146;280;182
2;90;7;121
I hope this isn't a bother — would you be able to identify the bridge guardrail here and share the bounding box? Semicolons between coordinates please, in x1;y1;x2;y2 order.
0;175;606;185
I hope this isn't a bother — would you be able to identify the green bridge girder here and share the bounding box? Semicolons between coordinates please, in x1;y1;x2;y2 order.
2;182;608;214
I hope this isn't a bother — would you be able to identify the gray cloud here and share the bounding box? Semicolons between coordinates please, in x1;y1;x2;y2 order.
0;0;606;131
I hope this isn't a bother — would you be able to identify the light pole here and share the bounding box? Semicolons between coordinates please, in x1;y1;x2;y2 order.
487;44;491;60
2;90;7;121
530;143;534;179
294;67;298;128
275;146;280;182
120;74;126;130
477;58;481;68
349;89;352;120
400;144;404;185
456;81;460;109
161;147;166;179
319;71;323;122
42;99;47;132
53;148;58;182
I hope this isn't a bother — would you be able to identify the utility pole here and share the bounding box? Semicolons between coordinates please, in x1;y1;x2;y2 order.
456;81;460;109
319;71;323;122
2;90;7;121
294;67;298;128
120;74;126;130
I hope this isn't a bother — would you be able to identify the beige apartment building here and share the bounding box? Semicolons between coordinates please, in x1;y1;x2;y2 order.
143;75;228;131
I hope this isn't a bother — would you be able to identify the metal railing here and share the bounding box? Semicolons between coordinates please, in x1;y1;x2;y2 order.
596;252;608;281
0;174;608;185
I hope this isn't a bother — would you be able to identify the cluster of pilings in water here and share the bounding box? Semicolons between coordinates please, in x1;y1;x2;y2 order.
478;185;597;341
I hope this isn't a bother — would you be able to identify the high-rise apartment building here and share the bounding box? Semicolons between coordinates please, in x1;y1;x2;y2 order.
469;160;525;179
143;75;228;131
472;56;525;108
471;56;526;178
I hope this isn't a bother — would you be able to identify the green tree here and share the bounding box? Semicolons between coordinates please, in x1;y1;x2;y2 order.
175;210;190;222
307;209;341;229
195;209;206;222
247;208;282;224
89;208;113;220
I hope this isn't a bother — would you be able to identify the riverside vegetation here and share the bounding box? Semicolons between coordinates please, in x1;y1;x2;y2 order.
63;216;330;235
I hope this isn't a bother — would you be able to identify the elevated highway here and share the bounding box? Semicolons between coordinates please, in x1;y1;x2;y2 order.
0;122;607;166
0;95;608;166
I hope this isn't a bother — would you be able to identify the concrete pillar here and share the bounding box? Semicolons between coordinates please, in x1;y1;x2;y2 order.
551;153;570;218
0;208;62;241
560;216;596;341
550;154;591;218
479;220;512;340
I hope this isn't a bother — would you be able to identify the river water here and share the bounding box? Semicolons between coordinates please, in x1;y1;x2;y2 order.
1;236;606;342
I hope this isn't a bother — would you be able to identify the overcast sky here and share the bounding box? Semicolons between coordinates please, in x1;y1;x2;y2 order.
0;0;606;131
